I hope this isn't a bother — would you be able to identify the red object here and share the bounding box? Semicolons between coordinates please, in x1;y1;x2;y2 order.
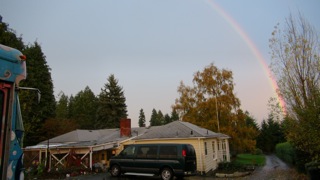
182;149;186;157
120;119;131;137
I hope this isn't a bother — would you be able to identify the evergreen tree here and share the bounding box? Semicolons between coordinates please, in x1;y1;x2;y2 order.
244;111;259;132
157;110;164;125
257;116;285;153
138;109;146;127
70;86;98;129
164;114;171;125
0;21;24;50
68;95;75;119
56;92;69;119
96;74;127;128
19;42;56;146
149;108;158;126
170;109;179;121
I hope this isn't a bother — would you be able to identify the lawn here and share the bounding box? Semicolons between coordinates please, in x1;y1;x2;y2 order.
234;154;266;166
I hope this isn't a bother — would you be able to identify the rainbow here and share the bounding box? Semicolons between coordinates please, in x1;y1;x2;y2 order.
205;0;286;114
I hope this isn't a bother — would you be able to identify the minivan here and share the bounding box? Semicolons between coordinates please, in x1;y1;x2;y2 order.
109;143;197;180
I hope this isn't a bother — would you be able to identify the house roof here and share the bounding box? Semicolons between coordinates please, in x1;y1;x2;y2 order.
133;121;229;140
25;121;229;150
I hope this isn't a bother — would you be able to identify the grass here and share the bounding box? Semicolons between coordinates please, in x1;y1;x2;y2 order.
234;154;266;166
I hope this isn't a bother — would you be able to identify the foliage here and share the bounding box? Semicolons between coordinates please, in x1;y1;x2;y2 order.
42;118;79;140
138;108;146;127
173;63;258;154
256;116;286;153
149;108;178;126
217;154;265;173
96;74;128;128
1;21;56;146
305;161;320;179
170;109;179;121
56;92;69;119
276;142;295;165
0;22;24;50
149;108;161;126
269;13;320;162
69;86;98;129
19;42;56;146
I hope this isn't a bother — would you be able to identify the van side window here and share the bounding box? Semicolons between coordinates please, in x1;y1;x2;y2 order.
136;146;158;159
121;146;135;157
159;146;177;159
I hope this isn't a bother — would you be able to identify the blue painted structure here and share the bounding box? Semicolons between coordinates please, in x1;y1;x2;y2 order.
0;44;26;180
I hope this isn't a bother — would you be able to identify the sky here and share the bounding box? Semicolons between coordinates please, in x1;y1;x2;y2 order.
1;0;319;127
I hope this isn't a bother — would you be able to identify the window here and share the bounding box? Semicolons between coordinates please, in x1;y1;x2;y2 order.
204;142;207;155
218;139;228;161
159;146;177;159
136;146;158;159
212;140;217;159
121;145;135;157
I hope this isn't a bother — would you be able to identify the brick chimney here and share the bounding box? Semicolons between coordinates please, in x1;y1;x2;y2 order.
120;118;131;137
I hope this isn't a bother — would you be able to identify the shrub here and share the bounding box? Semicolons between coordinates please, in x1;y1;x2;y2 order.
254;148;263;155
275;142;295;165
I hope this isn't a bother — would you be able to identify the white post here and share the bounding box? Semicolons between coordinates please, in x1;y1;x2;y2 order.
89;147;93;169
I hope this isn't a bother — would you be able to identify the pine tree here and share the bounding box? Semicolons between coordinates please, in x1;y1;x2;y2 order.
56;92;69;119
170;109;179;121
157;110;164;125
164;114;171;125
19;42;56;146
149;109;158;126
0;21;24;50
70;86;98;129
138;109;146;127
96;74;127;128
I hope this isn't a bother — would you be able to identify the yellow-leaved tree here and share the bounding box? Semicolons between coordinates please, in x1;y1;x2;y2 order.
172;63;258;154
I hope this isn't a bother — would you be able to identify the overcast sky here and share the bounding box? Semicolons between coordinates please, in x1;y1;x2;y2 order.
1;0;319;127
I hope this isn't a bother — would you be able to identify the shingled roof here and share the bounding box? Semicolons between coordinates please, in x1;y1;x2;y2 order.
134;121;229;140
26;121;228;150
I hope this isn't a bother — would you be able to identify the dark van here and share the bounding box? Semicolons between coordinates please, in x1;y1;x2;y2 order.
109;143;197;180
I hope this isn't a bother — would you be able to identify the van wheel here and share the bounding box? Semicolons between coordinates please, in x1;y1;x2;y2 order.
110;165;121;177
161;167;173;180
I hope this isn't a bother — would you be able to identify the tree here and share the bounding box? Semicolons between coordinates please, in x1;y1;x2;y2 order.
56;91;69;119
170;109;179;122
19;42;56;146
270;14;320;162
42;118;79;140
157;110;164;125
1;21;56;146
164;114;171;125
138;109;146;127
149;108;159;126
96;74;128;128
0;21;24;50
173;63;258;154
69;86;97;129
257;116;285;153
244;111;259;132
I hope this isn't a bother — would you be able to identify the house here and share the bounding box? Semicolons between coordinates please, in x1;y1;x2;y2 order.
128;121;230;173
23;119;230;174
